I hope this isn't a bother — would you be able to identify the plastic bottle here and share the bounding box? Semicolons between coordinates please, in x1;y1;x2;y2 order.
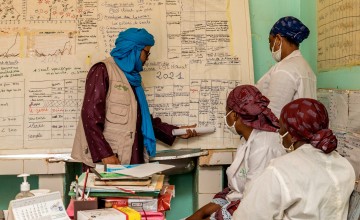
15;174;35;199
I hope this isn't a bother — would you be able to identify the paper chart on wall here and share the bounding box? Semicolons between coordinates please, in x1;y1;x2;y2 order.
348;91;360;135
318;89;360;184
341;133;360;183
0;0;253;154
317;89;348;132
317;0;360;71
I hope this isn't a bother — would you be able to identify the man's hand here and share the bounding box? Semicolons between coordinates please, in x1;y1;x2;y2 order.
179;124;197;139
101;155;120;164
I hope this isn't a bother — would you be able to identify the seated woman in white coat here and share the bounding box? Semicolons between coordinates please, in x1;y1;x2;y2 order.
256;16;317;117
233;98;355;220
186;85;285;220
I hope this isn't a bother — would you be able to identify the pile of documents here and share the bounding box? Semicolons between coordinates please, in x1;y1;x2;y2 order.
74;163;176;219
77;163;174;194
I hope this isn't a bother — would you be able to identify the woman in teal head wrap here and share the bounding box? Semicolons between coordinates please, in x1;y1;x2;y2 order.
72;28;196;168
256;16;317;118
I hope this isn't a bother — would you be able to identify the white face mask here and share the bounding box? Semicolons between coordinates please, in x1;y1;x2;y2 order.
271;38;282;62
278;131;294;153
224;110;238;135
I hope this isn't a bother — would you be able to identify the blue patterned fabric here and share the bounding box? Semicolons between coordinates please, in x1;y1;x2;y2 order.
270;16;310;44
110;28;157;156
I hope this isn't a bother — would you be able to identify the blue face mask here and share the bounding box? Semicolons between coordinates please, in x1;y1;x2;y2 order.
224;110;238;135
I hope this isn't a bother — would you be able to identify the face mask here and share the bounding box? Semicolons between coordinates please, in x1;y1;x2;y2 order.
224;110;238;135
278;131;294;153
271;38;282;62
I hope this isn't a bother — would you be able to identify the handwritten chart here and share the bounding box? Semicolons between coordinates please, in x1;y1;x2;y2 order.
27;31;76;58
25;0;80;21
317;89;349;132
0;30;21;58
146;79;241;149
318;89;360;184
26;79;84;142
0;0;21;21
0;0;253;153
317;0;360;71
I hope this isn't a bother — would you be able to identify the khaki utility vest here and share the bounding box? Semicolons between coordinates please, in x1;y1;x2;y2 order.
71;57;137;167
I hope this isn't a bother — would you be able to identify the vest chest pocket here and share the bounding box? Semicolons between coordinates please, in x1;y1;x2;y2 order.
106;82;131;124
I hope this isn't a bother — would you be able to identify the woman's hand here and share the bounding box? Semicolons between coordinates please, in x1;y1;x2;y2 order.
179;124;197;139
186;202;221;220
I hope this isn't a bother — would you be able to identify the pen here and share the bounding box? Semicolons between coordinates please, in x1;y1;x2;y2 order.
82;168;89;200
75;175;79;200
85;188;91;200
78;189;83;200
116;186;136;194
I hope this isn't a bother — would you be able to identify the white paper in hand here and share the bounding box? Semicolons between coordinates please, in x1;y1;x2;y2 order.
172;126;216;136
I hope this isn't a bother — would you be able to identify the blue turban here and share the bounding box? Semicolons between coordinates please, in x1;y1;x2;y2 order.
269;16;310;44
110;28;157;157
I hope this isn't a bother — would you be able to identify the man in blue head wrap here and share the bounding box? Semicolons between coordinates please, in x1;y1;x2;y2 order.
72;28;196;168
256;16;317;118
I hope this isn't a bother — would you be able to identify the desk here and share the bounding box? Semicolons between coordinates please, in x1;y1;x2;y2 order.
199;149;236;166
195;149;236;209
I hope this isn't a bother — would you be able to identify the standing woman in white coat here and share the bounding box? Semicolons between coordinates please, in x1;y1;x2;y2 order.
186;85;285;220
257;16;317;118
233;98;355;220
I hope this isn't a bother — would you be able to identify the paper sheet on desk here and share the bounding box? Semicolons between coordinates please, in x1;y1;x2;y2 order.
78;173;164;193
113;163;174;178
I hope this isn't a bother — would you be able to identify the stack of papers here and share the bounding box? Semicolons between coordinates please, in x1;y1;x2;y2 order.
91;168;152;186
78;173;164;193
77;163;174;196
108;163;174;178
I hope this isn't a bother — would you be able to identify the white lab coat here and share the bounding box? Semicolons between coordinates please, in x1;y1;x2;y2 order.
256;50;317;117
226;129;286;201
232;144;355;220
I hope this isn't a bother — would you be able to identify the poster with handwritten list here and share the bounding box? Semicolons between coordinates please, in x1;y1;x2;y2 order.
0;0;253;154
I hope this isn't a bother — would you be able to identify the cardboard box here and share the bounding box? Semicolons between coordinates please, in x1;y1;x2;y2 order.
103;197;158;211
77;208;126;220
73;199;98;220
77;208;140;220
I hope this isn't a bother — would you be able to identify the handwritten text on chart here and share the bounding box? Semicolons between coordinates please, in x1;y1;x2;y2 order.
27;79;85;140
317;0;360;70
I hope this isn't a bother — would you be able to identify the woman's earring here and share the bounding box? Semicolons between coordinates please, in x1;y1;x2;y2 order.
289;143;295;152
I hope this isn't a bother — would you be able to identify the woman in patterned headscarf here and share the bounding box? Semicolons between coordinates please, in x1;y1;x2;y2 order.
233;98;355;220
187;85;285;220
256;16;317;118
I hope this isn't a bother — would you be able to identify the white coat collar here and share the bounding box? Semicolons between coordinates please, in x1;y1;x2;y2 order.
225;129;260;200
281;50;301;62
